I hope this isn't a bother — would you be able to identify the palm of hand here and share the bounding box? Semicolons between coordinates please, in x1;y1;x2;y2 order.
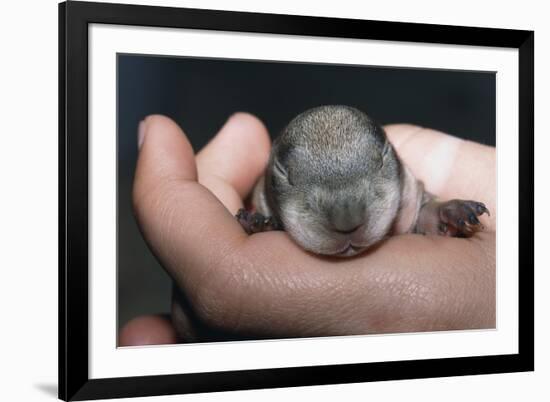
125;113;495;345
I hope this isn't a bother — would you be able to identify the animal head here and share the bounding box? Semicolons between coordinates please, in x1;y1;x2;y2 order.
267;105;401;256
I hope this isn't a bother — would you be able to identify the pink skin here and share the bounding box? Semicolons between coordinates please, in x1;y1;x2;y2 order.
119;315;177;346
121;114;495;345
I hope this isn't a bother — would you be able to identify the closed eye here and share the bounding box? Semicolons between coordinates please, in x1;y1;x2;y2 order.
274;159;293;186
380;141;392;168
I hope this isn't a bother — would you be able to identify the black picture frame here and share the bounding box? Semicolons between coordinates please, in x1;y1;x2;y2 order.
59;1;534;400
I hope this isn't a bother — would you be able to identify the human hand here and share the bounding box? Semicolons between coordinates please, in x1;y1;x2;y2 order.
121;113;495;346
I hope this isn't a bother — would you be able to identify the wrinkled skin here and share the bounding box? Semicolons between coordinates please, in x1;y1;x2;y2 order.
123;113;495;345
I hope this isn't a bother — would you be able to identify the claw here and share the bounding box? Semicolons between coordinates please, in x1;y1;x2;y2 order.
475;203;490;217
468;213;480;225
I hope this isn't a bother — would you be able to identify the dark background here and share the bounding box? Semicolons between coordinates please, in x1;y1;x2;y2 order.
117;54;496;332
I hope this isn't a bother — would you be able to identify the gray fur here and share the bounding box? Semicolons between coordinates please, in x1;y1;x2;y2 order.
245;105;488;256
256;105;404;256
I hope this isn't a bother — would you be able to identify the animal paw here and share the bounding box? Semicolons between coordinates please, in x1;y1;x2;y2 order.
437;200;490;237
236;208;282;234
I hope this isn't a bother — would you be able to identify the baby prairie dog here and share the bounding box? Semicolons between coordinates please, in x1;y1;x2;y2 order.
236;105;489;257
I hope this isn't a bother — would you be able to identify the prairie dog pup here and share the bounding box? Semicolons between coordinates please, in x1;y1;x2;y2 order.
236;105;489;257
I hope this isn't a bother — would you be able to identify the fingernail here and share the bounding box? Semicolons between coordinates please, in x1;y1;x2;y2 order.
138;120;146;150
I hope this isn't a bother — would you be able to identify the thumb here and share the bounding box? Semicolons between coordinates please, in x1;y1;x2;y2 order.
132;115;246;296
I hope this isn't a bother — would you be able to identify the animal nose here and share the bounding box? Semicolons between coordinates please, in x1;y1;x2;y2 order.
334;224;363;235
329;200;366;234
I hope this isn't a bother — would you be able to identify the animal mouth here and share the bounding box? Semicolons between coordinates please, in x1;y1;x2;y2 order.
333;243;367;257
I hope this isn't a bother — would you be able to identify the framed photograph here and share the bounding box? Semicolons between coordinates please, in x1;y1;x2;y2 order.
59;1;534;400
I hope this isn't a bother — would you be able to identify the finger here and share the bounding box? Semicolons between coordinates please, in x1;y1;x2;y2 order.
118;315;178;346
133;115;247;304
196;113;271;212
385;124;496;229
